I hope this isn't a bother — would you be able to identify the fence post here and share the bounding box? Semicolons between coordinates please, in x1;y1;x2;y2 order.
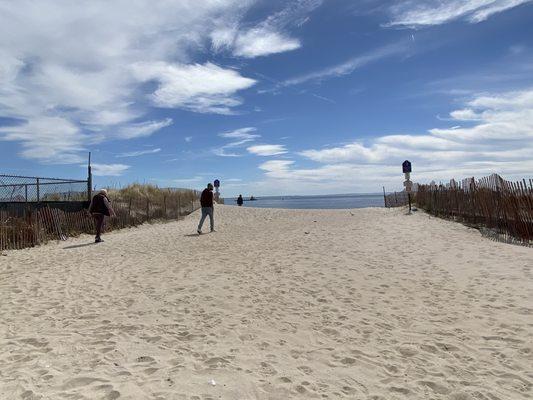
25;185;28;203
382;186;386;207
36;178;40;202
163;195;167;218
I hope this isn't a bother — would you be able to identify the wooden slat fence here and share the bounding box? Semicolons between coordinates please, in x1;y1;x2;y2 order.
384;191;410;208
415;174;533;245
0;195;201;251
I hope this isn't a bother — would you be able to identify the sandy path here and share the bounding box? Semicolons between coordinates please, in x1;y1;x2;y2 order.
0;205;532;399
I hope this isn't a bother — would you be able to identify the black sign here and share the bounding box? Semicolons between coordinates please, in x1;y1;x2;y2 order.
213;179;220;188
402;160;412;173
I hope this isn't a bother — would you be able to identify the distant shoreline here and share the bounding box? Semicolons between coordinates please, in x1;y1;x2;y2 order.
224;193;385;210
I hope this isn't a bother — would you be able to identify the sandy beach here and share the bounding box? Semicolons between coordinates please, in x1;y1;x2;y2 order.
0;205;531;400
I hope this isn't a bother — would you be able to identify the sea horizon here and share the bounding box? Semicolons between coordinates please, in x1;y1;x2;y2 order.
225;193;386;209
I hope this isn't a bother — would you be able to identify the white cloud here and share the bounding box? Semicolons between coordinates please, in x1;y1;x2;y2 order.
212;26;300;58
211;0;321;58
185;136;193;143
214;127;261;156
234;29;301;58
116;148;162;158
248;144;288;156
219;127;259;140
300;142;380;163
90;163;130;176
117;119;173;139
0;0;258;164
0;116;87;163
172;176;204;184
259;160;295;173
387;0;532;27
212;148;242;157
263;88;533;192
132;62;256;114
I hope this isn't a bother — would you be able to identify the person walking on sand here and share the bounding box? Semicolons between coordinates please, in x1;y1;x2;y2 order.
237;194;243;206
89;189;115;243
197;183;215;234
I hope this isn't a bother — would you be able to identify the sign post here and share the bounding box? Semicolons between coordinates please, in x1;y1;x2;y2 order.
402;160;412;213
213;179;220;202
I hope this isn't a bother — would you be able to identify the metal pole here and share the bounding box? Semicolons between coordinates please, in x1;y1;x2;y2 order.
87;152;92;203
25;185;28;203
382;186;386;207
36;178;40;202
408;193;412;213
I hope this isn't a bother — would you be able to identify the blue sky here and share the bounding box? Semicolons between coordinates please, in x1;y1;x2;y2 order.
1;0;532;196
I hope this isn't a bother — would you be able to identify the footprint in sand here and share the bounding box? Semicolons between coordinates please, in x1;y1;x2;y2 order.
61;377;109;390
297;365;313;375
136;355;155;363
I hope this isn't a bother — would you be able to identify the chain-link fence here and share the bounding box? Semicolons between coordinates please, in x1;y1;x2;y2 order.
0;174;89;202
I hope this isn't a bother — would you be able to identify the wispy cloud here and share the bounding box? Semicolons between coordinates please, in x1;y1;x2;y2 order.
214;127;261;157
117;119;173;139
247;144;288;156
172;176;204;184
387;0;532;27
259;160;295;173
90;163;131;176
219;127;260;140
0;116;87;164
116;148;162;158
281;42;410;86
211;0;322;58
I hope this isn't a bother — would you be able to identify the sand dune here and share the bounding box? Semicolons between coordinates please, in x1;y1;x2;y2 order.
0;205;532;399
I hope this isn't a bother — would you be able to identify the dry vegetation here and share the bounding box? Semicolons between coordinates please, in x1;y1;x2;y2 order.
1;183;201;251
107;183;199;205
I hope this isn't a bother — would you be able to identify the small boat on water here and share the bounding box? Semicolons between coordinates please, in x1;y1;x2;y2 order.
235;196;258;202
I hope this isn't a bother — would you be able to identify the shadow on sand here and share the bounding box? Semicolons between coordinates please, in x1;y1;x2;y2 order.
63;242;98;250
183;231;215;237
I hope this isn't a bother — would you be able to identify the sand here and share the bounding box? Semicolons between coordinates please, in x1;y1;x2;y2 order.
0;205;532;399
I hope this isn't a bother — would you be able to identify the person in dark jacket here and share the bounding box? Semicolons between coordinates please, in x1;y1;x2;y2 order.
237;194;243;206
88;189;115;243
197;183;214;234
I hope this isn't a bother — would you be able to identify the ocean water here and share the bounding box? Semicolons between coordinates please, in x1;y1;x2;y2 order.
227;194;385;209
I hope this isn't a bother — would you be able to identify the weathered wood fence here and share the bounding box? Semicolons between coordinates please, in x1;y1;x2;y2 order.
415;174;533;244
0;194;200;251
384;191;410;208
